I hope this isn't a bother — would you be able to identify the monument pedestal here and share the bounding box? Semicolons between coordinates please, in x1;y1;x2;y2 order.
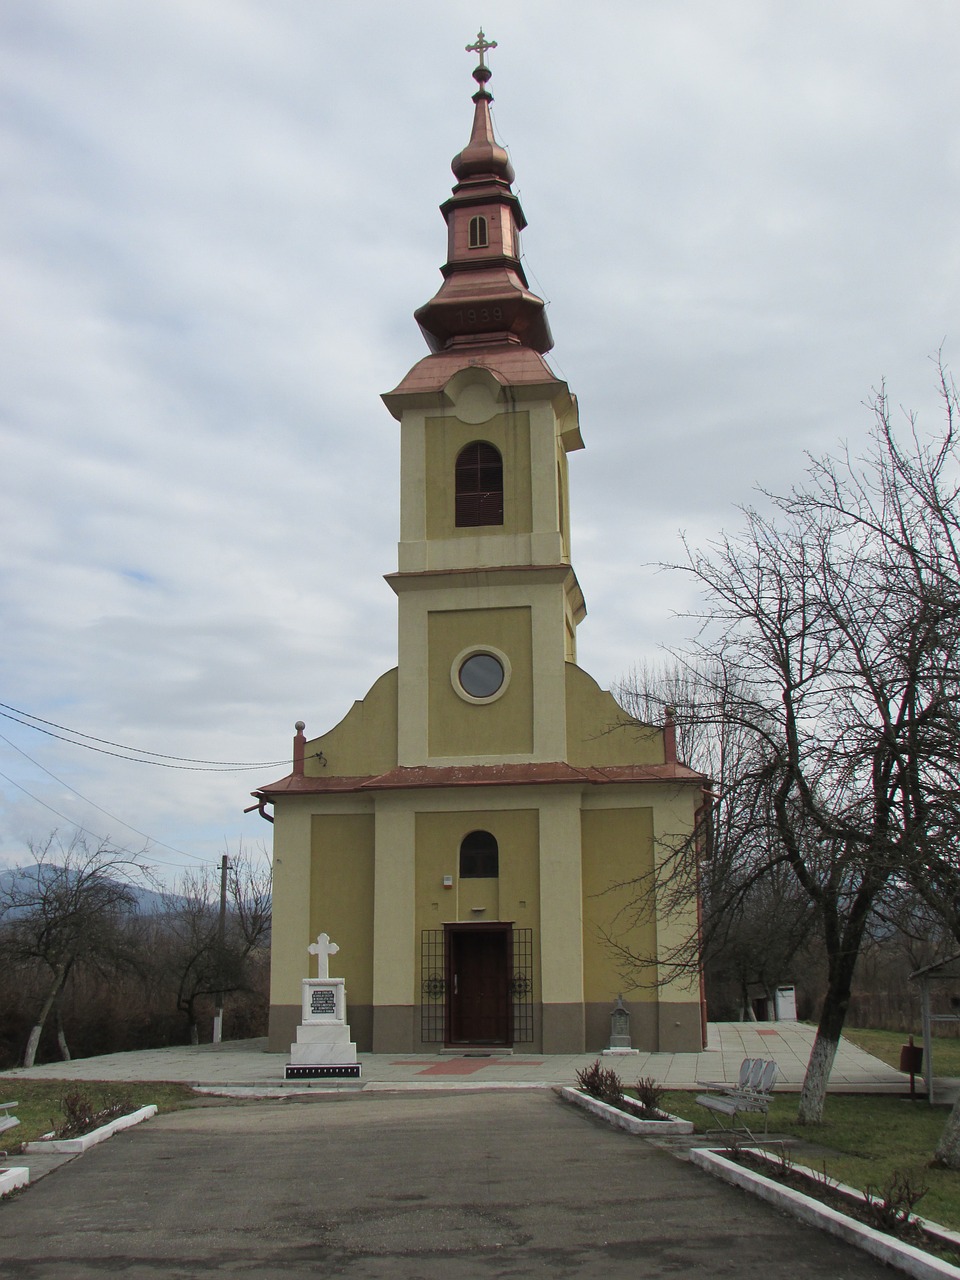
285;977;361;1081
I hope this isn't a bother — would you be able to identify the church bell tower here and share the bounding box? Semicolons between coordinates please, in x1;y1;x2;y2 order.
382;32;586;768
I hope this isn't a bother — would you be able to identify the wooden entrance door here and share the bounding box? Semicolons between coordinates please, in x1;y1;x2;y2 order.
446;924;512;1046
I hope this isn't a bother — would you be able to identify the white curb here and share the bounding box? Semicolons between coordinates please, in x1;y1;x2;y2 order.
561;1087;694;1134
0;1166;29;1196
24;1105;158;1155
690;1147;960;1279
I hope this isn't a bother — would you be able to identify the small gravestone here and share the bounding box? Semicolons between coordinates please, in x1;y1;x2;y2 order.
602;994;640;1056
285;932;361;1081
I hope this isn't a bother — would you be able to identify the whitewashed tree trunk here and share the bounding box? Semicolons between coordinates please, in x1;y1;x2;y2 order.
22;1024;43;1071
22;965;68;1068
55;1004;71;1061
797;1028;840;1123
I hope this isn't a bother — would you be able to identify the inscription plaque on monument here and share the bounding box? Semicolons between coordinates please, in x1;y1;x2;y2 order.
310;988;337;1017
302;977;344;1024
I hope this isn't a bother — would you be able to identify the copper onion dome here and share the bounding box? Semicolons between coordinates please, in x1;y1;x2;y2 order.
451;59;516;186
412;32;553;357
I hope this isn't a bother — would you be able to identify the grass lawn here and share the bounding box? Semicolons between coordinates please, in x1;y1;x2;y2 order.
661;1088;960;1231
843;1025;960;1077
0;1079;199;1147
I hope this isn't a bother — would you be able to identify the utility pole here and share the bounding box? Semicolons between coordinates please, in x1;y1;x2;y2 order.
212;853;229;1045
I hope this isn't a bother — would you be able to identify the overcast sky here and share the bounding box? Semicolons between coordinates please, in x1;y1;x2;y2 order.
2;1;958;884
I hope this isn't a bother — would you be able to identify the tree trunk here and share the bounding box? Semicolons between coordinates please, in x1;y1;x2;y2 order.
797;952;859;1123
178;989;202;1045
936;1097;960;1168
797;1025;840;1123
22;1024;43;1071
22;964;68;1067
55;1002;71;1061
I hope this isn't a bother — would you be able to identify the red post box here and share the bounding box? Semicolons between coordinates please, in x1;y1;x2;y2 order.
900;1035;923;1098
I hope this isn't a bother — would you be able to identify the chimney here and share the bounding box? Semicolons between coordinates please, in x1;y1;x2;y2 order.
663;705;677;765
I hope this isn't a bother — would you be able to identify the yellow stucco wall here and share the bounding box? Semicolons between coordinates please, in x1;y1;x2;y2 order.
371;801;416;1014
414;807;541;1001
581;807;657;1003
557;449;571;563
268;798;314;1013
650;787;704;1005
414;808;540;927
565;664;663;766
304;668;398;778
428;607;533;757
538;792;585;1007
424;411;532;540
310;813;376;1005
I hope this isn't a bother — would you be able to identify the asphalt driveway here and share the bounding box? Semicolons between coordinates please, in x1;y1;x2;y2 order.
0;1090;899;1278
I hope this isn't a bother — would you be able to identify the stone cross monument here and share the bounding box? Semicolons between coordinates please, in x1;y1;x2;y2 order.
285;930;360;1081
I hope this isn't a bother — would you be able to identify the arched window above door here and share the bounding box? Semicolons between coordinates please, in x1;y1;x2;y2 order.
459;830;499;879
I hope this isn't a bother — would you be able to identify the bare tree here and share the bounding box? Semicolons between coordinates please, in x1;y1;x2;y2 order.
642;367;960;1125
786;364;960;1156
0;831;145;1067
158;846;271;1044
613;661;818;1017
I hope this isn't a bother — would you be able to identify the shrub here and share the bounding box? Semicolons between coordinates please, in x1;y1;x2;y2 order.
52;1090;133;1139
575;1059;623;1106
862;1169;928;1235
634;1076;665;1117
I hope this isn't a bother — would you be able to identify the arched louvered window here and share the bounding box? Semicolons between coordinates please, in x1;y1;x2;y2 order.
468;215;488;249
455;441;503;527
459;830;499;879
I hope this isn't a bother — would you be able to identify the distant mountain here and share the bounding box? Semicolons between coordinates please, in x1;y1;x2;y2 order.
0;864;175;917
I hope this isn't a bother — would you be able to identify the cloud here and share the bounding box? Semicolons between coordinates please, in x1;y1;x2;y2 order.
1;0;958;878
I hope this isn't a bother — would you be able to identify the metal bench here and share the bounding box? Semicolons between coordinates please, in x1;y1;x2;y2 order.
695;1058;778;1141
0;1100;20;1136
697;1056;760;1095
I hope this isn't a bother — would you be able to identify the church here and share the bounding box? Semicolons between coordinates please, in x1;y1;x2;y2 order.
256;37;708;1056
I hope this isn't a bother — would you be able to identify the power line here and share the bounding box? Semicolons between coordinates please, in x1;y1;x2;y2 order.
0;702;290;771
0;767;231;877
0;767;164;864
0;731;208;865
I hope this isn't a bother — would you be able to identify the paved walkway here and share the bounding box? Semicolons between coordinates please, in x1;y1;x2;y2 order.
0;1090;903;1279
0;1022;911;1094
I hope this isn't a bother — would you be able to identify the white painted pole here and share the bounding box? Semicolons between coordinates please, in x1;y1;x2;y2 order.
212;854;229;1045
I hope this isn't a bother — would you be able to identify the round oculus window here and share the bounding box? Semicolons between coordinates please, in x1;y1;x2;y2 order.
458;652;504;699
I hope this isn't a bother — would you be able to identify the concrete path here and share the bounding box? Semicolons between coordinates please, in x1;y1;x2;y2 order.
0;1089;902;1279
0;1021;910;1094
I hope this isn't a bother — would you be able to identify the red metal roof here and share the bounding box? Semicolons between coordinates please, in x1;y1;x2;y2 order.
253;759;705;800
383;343;561;410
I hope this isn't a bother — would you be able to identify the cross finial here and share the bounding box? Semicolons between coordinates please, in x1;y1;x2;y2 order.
307;931;339;980
465;28;497;70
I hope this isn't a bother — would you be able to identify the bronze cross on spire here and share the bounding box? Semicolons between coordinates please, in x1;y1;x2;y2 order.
465;28;497;69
